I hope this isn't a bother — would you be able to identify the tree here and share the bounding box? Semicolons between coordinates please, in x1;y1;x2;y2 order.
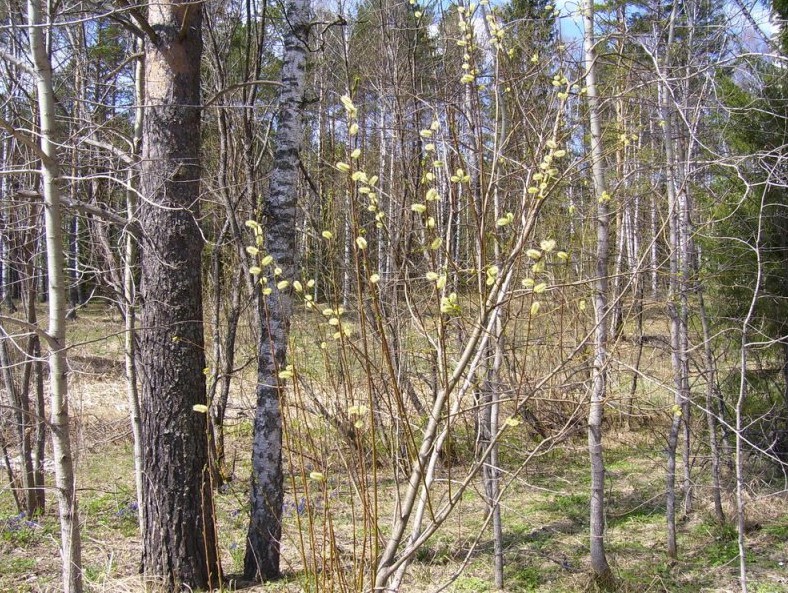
137;1;219;588
27;0;83;590
244;0;312;581
581;0;614;585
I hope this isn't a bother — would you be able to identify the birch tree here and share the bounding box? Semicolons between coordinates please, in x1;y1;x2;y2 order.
27;0;83;590
582;0;614;584
244;0;311;580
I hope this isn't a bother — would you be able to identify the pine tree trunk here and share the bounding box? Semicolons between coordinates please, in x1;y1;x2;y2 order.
244;0;310;580
138;2;220;588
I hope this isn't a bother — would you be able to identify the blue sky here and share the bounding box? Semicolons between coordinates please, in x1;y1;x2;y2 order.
552;0;775;49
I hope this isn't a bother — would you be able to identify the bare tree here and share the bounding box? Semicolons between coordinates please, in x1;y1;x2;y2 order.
582;0;614;585
244;0;311;581
27;0;83;590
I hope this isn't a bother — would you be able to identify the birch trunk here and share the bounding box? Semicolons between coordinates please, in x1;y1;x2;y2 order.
27;0;83;590
125;46;144;534
244;0;310;580
658;3;691;558
582;0;614;583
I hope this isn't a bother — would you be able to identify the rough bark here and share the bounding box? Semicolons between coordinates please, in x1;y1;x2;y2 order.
138;2;219;589
244;0;310;581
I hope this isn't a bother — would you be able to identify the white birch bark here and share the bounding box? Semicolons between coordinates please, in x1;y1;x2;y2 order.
582;0;613;582
125;44;144;534
27;0;83;590
244;0;311;580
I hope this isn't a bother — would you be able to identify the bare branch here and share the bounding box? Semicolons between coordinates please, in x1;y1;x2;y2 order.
204;80;282;109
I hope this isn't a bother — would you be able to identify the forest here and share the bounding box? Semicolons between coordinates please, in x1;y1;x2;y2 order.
0;0;787;592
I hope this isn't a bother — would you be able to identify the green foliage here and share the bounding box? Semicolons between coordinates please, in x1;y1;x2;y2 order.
452;574;492;592
415;542;453;566
83;563;108;585
87;23;126;66
0;513;42;546
753;584;788;593
699;522;741;567
81;492;139;537
2;556;36;575
706;67;788;344
773;0;788;54
544;494;588;524
506;565;542;591
228;540;245;571
762;516;788;539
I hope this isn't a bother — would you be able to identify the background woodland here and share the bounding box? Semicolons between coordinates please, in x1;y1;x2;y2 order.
0;0;787;592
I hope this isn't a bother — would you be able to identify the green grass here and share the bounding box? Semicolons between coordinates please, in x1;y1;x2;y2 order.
3;304;788;593
81;491;140;537
451;575;491;591
0;514;43;546
4;556;36;575
506;565;542;591
762;517;788;539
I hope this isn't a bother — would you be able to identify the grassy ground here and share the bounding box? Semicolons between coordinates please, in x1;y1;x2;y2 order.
3;433;786;592
1;304;787;592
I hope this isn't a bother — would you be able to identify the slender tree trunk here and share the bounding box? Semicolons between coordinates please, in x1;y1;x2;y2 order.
732;187;768;593
482;325;505;590
664;129;682;561
125;46;144;535
0;101;9;312
211;265;242;481
582;0;614;584
138;2;220;588
679;189;693;516
20;249;47;513
627;277;644;430
244;0;310;580
659;3;692;558
783;342;788;426
27;0;83;590
0;326;37;514
699;291;724;524
23;267;46;513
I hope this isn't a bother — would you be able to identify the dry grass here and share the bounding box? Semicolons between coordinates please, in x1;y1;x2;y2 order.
2;305;787;592
3;419;787;592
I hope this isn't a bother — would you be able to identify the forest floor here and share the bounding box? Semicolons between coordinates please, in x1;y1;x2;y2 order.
1;305;787;592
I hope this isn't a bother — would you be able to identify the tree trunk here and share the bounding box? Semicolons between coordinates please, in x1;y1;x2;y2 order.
481;330;505;590
699;291;724;524
24;271;46;514
659;3;691;559
138;2;220;589
244;0;310;581
0;326;37;514
582;0;614;584
27;0;83;590
125;46;144;535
